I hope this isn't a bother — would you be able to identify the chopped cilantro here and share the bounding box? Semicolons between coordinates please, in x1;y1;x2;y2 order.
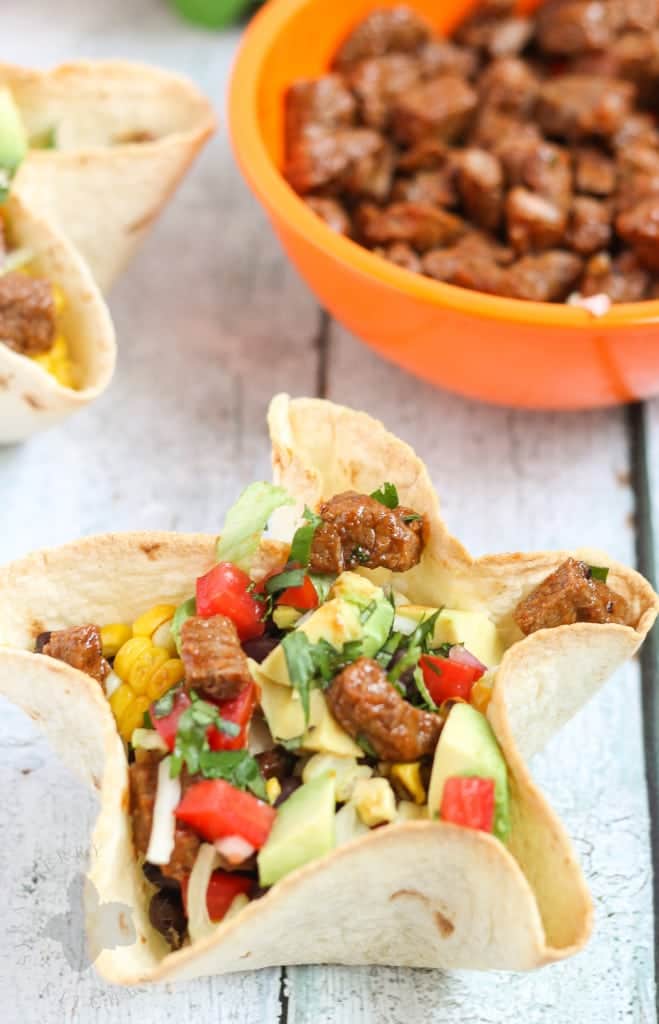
413;665;439;713
409;610;441;652
169;691;240;778
265;567;307;595
352;545;371;565
388;645;422;685
282;631;317;724
370;482;399;509
152;685;180;719
402;512;422;523
589;564;610;583
198;749;266;800
289;506;323;567
356;734;377;758
143;710;154;729
309;573;334;604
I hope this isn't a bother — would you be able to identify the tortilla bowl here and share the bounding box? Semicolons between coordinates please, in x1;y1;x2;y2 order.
0;193;116;444
0;397;656;983
2;60;215;292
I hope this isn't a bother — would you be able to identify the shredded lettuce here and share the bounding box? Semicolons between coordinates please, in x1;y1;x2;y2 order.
216;482;294;571
170;596;196;654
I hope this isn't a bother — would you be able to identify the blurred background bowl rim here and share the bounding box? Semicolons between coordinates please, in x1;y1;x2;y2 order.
228;0;659;332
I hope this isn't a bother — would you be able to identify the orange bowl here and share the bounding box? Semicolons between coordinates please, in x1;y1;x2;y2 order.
228;0;659;409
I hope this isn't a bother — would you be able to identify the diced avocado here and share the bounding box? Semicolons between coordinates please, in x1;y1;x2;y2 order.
0;88;27;181
252;664;325;741
427;703;510;840
272;605;302;631
330;571;382;604
302;753;372;802
397;605;504;668
396;800;428;823
258;773;336;886
302;708;364;757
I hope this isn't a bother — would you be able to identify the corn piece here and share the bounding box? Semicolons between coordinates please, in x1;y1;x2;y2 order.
119;696;151;741
128;646;170;696
265;777;281;805
113;636;152;681
470;674;494;714
146;658;185;701
352;778;397;827
31;350;53;373
51;358;76;389
152;619;177;656
390;762;426;805
100;623;132;659
133;605;177;639
109;683;133;724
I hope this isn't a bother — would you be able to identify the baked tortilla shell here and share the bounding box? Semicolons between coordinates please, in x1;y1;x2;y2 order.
2;61;215;292
0;397;656;982
0;193;115;443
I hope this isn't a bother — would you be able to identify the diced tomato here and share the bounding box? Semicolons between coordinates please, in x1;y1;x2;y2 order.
181;870;253;922
196;562;265;642
420;654;485;705
276;574;319;611
440;777;495;832
151;690;191;751
176;778;276;849
207;682;257;751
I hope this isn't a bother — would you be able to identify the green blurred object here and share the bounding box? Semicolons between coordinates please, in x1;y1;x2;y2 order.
169;0;254;28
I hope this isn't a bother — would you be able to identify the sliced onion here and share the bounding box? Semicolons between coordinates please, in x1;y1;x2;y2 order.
224;893;250;921
214;835;255;866
187;843;220;943
145;756;181;865
104;669;122;698
449;645;487;673
131;727;168;753
393;614;418;636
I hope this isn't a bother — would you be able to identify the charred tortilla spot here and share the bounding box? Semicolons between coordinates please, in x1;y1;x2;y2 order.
121;787;130;812
139;541;163;560
435;910;455;937
0;374;12;389
92;773;100;790
390;888;429;904
27;709;42;721
23;393;45;411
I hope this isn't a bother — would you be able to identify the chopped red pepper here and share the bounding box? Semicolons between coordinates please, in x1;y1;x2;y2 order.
151;690;191;751
181;870;253;922
440;777;495;832
420;654;485;705
196;562;265;642
276;574;319;611
207;681;257;751
176;778;276;849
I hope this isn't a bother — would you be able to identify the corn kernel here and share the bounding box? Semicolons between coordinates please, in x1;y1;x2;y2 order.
265;777;281;805
51;360;75;388
146;658;185;701
114;636;152;681
128;646;170;696
100;623;132;659
133;605;177;639
470;675;494;714
32;350;54;373
119;695;151;741
390;762;426;805
109;683;133;723
352;778;397;827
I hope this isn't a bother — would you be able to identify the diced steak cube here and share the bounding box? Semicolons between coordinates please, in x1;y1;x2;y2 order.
392;75;478;145
514;557;629;634
357;201;465;252
418;39;480;80
536;1;623;56
574;147;617;196
616;197;659;271
506;187;567;253
611;31;659;104
580;250;650;302
0;272;56;357
621;0;659;32
334;7;431;69
309;491;425;574
424;233;514;290
284;75;356;151
286;129;393;199
129;758;201;882
180;614;252;702
503;250;583;301
374;242;422;273
392;166;458;208
537;75;635;141
397;137;450;172
346;54;421;130
456;148;504;230
478;56;539;116
456;9;534;58
566;196;611;255
326;657;443;762
304;197;352;236
41;625;108;685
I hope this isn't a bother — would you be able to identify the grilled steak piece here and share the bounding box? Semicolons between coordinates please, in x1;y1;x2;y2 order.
334;7;431;70
285;75;356;150
357;201;465;251
327;657;443;762
536;0;623;56
346;54;421;130
536;75;635;142
309;490;425;574
41;624;108;685
580;250;650;303
616;198;659;271
392;75;478;145
514;557;629;635
304;197;352;236
180;614;251;702
0;272;56;356
285;128;394;198
149;889;187;950
129;758;201;883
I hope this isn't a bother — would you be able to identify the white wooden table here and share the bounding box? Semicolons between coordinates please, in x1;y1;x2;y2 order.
1;2;658;1021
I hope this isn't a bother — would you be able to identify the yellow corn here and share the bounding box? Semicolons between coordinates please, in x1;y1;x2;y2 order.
133;604;177;639
390;762;426;805
265;777;281;805
109;684;133;724
147;658;185;701
118;695;152;741
100;623;132;659
113;636;152;681
128;646;170;696
470;677;493;714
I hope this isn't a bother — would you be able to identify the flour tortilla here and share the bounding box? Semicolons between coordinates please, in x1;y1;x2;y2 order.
0;193;115;443
0;399;656;983
1;61;215;292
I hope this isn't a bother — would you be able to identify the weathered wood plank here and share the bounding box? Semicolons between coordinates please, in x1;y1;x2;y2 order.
286;326;654;1024
0;3;316;1020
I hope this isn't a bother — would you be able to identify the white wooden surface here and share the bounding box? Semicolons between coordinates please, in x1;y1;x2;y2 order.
0;3;657;1022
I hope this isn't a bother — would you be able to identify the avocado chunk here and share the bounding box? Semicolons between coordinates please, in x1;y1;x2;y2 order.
397;605;504;667
0;88;27;191
427;703;510;840
258;773;336;887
